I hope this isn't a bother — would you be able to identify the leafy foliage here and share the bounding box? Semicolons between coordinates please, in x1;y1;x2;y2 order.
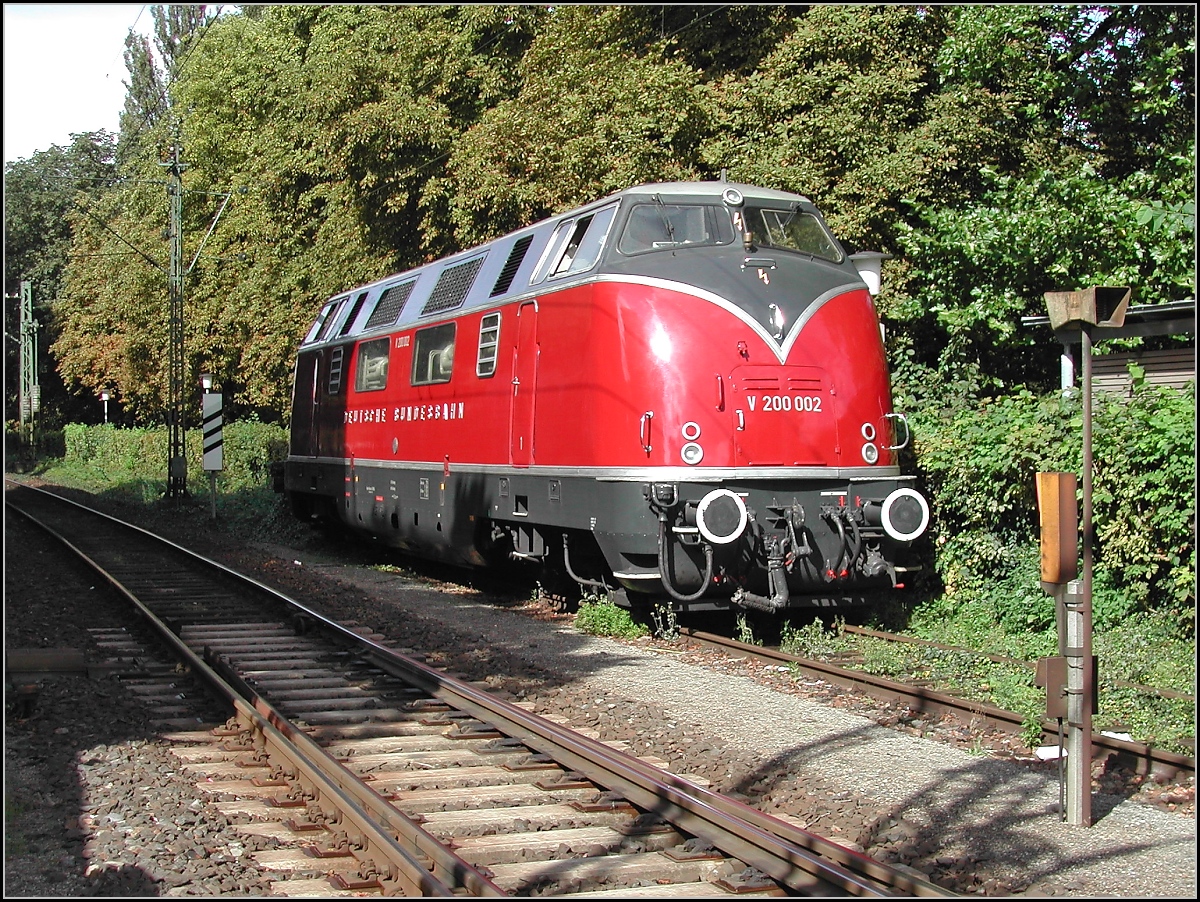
888;161;1196;397
1090;379;1196;620
4;134;120;427
779;617;848;660
62;418;286;494
439;5;708;245
910;380;1195;633
9;4;1193;428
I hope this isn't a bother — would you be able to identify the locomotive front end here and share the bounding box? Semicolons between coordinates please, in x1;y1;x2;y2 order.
637;477;929;611
595;181;930;611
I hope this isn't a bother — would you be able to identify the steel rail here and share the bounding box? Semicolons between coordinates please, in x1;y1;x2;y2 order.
6;483;505;897
7;481;948;896
203;652;506;896
358;646;952;897
678;628;1194;780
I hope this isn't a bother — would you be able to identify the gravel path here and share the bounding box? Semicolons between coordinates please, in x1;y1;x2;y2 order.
297;557;1196;897
5;482;1195;897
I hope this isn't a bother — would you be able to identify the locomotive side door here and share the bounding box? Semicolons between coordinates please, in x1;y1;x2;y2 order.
289;350;321;457
509;301;539;466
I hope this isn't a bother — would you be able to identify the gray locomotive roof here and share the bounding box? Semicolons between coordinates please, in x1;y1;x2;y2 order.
619;181;815;206
304;181;833;344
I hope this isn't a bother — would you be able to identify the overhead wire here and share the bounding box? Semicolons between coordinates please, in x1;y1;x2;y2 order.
51;5;767;278
60;6;229;277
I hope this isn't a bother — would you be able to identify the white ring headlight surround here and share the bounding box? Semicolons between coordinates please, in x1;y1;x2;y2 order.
681;442;704;465
861;422;876;441
722;187;744;206
681;421;701;441
695;488;748;544
880;487;930;542
861;442;879;464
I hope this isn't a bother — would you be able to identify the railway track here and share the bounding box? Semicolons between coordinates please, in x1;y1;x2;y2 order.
6;480;953;897
676;628;1194;782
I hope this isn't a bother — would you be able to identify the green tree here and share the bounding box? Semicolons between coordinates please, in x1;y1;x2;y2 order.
119;4;216;162
933;5;1195;180
148;5;539;416
698;5;1022;248
53;174;172;420
877;4;1196;402
41;3;1195;429
887;157;1196;401
4;133;118;428
440;5;710;244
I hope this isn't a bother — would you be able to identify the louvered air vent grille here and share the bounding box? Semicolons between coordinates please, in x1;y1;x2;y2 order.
421;256;485;316
365;281;415;329
491;235;534;296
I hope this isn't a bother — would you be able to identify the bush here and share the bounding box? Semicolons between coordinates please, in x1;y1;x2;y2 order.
1090;378;1195;622
62;420;288;492
910;380;1194;636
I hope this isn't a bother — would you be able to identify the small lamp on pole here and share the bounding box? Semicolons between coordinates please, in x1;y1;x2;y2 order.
99;389;111;424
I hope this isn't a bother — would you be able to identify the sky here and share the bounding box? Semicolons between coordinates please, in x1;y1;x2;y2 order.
3;4;153;164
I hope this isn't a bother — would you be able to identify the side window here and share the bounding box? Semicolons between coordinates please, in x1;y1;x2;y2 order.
533;204;618;283
338;291;370;337
411;323;456;386
304;297;345;344
476;312;501;377
533;219;582;283
354;338;390;392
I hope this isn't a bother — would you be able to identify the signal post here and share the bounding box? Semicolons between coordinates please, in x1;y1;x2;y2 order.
1036;472;1092;826
1035;285;1130;828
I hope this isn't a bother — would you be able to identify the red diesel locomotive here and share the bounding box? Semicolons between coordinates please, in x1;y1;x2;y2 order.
280;181;929;612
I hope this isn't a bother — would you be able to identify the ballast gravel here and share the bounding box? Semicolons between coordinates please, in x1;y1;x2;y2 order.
297;559;1195;898
4;486;1195;897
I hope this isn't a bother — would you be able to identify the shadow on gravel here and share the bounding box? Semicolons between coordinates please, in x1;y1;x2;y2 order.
5;501;237;897
725;719;1189;892
5;672;202;898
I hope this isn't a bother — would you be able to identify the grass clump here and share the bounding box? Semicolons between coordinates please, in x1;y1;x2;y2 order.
574;596;648;639
779;618;850;659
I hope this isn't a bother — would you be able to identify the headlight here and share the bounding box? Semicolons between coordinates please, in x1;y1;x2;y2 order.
695;488;748;544
880;488;930;542
681;442;704;465
861;442;879;464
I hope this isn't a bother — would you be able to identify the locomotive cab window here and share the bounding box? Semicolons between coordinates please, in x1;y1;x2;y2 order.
739;206;843;263
618;203;733;255
354;338;390;392
412;323;456;385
